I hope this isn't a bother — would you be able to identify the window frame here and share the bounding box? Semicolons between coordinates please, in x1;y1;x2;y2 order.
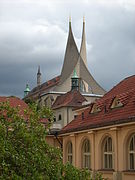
82;139;91;169
67;141;73;164
103;136;113;170
128;134;135;170
111;97;123;109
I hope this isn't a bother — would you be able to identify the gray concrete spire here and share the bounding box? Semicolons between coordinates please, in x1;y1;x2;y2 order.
56;18;105;95
37;65;41;86
80;16;87;67
59;17;79;85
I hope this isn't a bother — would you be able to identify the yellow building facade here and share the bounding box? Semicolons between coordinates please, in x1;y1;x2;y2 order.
61;123;135;180
59;75;135;180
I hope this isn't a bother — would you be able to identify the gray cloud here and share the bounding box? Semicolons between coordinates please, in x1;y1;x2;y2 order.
0;0;135;98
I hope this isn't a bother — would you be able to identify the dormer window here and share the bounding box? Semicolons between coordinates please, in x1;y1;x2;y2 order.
91;104;101;114
111;97;123;109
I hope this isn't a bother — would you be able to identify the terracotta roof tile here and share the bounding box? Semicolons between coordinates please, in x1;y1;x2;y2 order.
26;76;60;99
0;97;49;125
60;75;135;134
40;118;49;124
52;90;87;109
0;96;28;117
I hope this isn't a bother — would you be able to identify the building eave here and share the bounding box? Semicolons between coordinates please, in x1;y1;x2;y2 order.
82;93;103;98
40;91;66;97
59;116;135;136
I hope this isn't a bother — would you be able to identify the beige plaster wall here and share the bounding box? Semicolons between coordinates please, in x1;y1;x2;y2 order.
62;123;135;180
40;93;59;108
55;75;72;92
54;107;74;127
122;172;135;180
83;95;101;103
46;136;61;148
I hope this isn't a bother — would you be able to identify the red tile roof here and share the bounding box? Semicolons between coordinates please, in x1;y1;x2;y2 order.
52;90;87;109
60;75;135;134
0;96;28;117
40;118;49;124
25;76;60;100
0;97;49;125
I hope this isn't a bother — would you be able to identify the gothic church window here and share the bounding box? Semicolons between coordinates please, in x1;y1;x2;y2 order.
44;95;54;108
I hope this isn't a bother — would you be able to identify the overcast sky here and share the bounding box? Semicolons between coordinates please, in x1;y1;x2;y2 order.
0;0;135;98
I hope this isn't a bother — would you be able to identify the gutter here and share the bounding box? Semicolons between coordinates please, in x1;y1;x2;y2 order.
41;91;103;98
41;91;66;97
58;117;135;136
48;130;63;148
82;93;103;98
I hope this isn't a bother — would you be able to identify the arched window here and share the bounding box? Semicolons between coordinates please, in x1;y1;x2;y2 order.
44;96;54;107
58;114;62;121
128;134;135;170
103;136;113;169
82;139;91;169
67;142;72;164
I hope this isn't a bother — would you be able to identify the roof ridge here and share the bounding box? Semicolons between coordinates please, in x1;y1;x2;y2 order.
100;75;135;101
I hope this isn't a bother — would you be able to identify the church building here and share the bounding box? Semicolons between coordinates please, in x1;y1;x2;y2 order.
24;18;105;128
23;18;135;180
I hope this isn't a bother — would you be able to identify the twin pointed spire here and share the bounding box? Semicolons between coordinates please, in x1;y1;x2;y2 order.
59;16;79;84
69;15;71;29
80;16;87;66
60;16;87;85
68;16;87;66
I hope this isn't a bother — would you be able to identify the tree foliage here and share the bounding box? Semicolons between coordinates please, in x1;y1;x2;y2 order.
0;101;104;180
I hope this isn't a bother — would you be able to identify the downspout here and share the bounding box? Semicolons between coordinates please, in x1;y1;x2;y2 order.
54;132;63;149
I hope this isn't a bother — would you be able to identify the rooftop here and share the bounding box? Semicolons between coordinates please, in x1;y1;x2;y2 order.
60;75;135;134
0;96;28;117
52;90;87;109
25;76;60;99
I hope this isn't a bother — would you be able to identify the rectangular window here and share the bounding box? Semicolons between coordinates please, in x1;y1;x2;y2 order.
130;153;134;169
68;155;72;164
104;154;108;169
108;154;112;169
83;154;90;169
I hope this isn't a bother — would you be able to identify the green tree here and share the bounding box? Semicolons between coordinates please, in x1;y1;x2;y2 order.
0;101;104;180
